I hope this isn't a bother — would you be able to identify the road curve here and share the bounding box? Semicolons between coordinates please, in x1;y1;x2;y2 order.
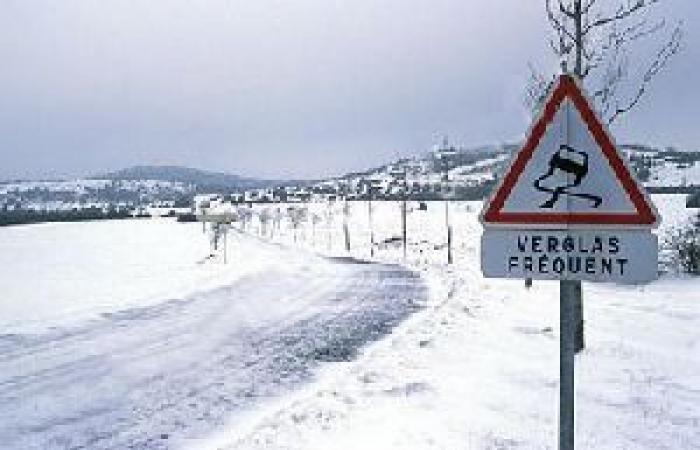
0;241;427;449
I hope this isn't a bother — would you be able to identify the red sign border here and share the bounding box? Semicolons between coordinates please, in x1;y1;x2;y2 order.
481;74;658;227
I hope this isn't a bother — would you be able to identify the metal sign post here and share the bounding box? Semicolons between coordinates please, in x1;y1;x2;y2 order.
479;74;660;450
559;279;577;450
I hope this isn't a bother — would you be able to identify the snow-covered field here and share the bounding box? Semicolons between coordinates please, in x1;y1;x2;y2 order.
0;219;272;334
0;220;427;449
213;194;700;449
0;194;698;449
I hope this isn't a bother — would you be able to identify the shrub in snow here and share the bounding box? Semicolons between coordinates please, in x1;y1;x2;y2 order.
663;213;700;275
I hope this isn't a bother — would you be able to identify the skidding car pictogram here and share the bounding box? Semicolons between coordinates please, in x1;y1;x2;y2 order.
533;144;603;209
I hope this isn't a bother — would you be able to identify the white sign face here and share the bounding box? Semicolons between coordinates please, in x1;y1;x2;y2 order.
481;229;658;284
480;75;659;229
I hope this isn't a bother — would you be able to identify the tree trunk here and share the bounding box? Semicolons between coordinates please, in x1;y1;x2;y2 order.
445;200;453;264
368;199;374;258
401;200;407;260
344;200;351;253
574;0;583;79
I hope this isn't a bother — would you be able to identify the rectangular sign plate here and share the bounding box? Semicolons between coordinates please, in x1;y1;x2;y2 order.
481;229;657;284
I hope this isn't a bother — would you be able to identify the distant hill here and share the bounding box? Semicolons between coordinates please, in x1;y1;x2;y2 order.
3;143;698;216
94;165;278;192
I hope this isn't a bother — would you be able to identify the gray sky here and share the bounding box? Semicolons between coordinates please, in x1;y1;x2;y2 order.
0;0;696;180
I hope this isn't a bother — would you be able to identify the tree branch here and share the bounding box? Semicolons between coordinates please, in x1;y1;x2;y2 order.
582;0;599;15
524;63;555;116
560;0;576;18
581;18;665;80
583;0;661;35
607;23;682;124
547;0;578;43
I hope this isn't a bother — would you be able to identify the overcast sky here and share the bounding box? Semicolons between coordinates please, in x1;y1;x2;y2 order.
0;0;697;180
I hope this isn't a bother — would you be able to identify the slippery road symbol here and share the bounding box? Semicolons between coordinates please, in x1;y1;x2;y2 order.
533;144;603;209
480;74;659;228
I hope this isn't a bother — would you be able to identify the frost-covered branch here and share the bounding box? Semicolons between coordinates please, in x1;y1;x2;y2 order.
607;23;683;124
530;0;683;124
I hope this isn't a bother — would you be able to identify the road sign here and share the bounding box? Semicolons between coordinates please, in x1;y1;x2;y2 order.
481;229;658;284
478;73;662;450
480;74;659;229
480;73;660;284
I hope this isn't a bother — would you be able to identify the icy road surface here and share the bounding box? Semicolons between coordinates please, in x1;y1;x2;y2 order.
0;238;426;449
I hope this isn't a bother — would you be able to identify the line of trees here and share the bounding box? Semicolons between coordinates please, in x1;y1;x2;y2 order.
0;208;134;227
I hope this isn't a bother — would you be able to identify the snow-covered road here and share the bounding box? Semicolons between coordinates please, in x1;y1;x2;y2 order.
0;236;426;450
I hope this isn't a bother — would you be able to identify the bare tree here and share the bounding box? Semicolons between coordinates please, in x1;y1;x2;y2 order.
288;206;307;244
325;201;334;251
528;0;683;354
258;208;271;238
311;212;322;248
343;200;351;253
527;0;683;125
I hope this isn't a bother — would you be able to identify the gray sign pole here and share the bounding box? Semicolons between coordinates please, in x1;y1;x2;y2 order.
560;70;575;429
559;279;577;450
560;92;575;450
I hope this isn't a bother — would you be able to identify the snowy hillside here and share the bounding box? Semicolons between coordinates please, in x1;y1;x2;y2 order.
2;143;698;220
200;142;700;204
646;159;700;188
0;166;277;219
0;178;194;216
98;165;276;191
622;144;700;190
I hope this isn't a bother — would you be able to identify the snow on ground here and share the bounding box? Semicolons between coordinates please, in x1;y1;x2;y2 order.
219;275;700;450
0;194;697;449
654;193;695;233
211;194;700;450
0;218;270;333
448;153;510;184
0;226;427;449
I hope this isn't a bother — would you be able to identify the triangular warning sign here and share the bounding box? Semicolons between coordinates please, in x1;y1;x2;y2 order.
480;74;659;228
